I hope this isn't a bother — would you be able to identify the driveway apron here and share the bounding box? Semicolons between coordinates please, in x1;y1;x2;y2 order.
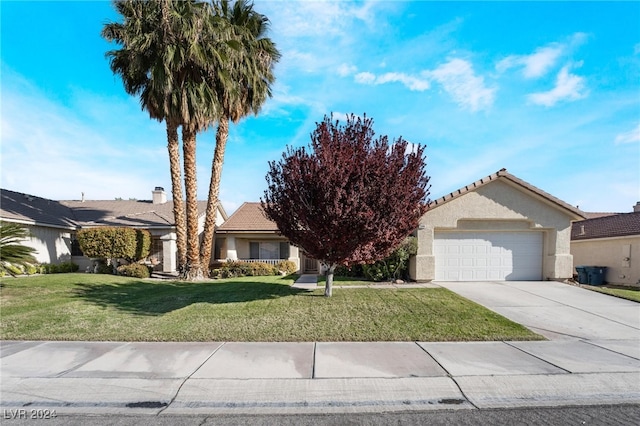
434;281;640;341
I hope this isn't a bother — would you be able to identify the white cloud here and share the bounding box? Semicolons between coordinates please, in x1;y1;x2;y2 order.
337;63;357;77
354;58;494;111
354;71;429;91
496;33;587;78
528;65;587;106
377;72;430;91
354;72;376;85
260;0;376;38
615;124;640;144
427;59;496;112
497;45;563;78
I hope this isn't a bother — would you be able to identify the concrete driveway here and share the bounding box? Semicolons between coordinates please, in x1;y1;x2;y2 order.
435;281;640;341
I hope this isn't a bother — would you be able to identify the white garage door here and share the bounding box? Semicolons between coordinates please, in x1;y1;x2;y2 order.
434;231;543;281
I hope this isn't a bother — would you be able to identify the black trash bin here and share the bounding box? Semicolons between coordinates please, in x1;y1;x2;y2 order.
575;266;588;284
585;266;607;286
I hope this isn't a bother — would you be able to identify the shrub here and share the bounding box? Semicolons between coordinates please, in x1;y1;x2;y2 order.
78;227;137;261
362;236;418;282
133;229;151;262
335;264;364;278
214;261;278;278
276;260;297;275
77;227;153;274
117;263;150;278
6;264;24;276
25;264;39;275
94;261;113;275
41;261;79;274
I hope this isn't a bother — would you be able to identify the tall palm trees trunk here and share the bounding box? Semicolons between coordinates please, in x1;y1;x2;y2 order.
182;126;204;281
199;117;229;273
167;121;187;272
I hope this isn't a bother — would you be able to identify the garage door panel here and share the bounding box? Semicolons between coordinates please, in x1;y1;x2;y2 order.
435;232;542;281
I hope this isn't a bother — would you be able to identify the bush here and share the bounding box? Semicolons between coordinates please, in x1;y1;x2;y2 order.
117;263;150;278
5;264;24;276
335;264;364;277
41;261;79;274
25;264;39;275
94;261;113;275
276;260;297;275
133;229;151;262
362;236;418;282
214;261;278;278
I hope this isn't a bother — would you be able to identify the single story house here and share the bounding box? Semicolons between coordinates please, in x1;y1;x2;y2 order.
0;187;227;273
214;202;314;273
570;205;640;286
216;169;585;281
410;169;586;282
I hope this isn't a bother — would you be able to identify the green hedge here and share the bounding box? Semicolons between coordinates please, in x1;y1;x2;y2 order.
41;261;79;274
117;263;151;278
212;261;278;279
77;227;151;262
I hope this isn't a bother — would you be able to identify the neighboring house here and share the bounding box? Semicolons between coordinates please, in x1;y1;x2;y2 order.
571;205;640;286
410;169;586;282
215;202;310;273
0;187;227;273
0;190;78;266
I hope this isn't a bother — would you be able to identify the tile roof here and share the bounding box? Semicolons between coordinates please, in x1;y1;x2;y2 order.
0;189;77;229
60;199;207;228
1;188;207;229
571;212;640;240
216;202;278;232
429;168;586;220
583;212;621;219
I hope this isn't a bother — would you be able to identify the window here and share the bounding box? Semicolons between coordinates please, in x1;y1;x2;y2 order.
71;238;83;256
249;242;290;260
149;237;163;265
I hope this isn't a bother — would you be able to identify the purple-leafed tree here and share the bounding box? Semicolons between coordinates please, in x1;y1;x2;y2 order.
262;114;430;297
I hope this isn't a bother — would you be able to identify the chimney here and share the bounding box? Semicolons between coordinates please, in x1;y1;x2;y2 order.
152;187;167;204
634;202;640;213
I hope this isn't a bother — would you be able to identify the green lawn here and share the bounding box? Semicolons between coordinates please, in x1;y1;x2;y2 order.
583;285;640;303
0;273;543;342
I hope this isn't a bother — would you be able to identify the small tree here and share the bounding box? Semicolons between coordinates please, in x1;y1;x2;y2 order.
77;227;151;273
262;114;430;297
0;222;37;276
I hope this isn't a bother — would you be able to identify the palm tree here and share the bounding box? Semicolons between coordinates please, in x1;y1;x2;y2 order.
0;222;37;276
102;0;225;278
199;0;281;271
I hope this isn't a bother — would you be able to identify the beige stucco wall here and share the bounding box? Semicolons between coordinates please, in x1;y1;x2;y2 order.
410;180;577;281
21;224;73;264
217;233;300;270
571;236;640;286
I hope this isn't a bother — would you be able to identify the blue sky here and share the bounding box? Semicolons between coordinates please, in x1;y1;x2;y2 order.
1;1;639;214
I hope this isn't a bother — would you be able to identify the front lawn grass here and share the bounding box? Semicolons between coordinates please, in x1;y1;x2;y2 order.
0;273;542;342
583;285;640;303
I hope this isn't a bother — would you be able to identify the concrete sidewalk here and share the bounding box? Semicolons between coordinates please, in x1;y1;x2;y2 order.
2;339;639;415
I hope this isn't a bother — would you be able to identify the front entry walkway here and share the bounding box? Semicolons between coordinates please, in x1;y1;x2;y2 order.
292;274;318;290
435;281;640;341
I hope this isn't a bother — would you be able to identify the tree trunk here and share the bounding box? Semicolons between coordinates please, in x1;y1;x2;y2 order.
182;126;204;281
324;263;336;297
166;121;187;272
199;117;229;274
